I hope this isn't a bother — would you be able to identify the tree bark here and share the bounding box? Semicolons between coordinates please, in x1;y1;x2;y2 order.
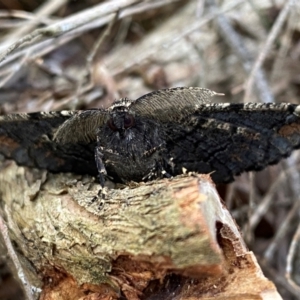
0;160;282;300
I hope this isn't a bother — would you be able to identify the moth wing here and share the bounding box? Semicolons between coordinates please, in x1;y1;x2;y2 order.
166;102;300;183
54;109;109;144
0;111;97;175
130;87;222;121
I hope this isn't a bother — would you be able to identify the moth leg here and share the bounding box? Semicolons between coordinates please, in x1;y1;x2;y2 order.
142;145;172;180
142;162;171;181
164;156;175;174
157;155;172;178
161;168;171;178
94;147;107;188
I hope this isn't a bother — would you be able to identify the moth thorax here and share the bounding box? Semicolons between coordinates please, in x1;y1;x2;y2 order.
108;110;135;132
110;98;132;110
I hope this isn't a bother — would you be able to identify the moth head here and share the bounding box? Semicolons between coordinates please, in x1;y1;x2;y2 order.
107;99;136;136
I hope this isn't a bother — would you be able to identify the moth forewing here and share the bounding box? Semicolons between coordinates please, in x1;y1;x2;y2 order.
54;109;109;144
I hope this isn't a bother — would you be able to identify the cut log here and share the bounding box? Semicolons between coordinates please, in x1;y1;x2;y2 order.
0;161;282;299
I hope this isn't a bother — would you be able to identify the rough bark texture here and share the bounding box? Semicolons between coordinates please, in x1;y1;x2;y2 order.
0;160;281;299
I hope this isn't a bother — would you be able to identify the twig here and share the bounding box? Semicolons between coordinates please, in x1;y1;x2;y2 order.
164;0;244;47
0;9;55;23
243;173;256;243
0;0;140;65
74;12;120;109
0;52;30;88
86;13;118;75
286;222;300;292
196;0;205;17
0;0;67;52
0;214;38;300
259;258;300;298
263;198;300;261
0;0;180;86
263;154;300;261
0;20;41;29
245;0;272;30
185;35;207;87
248;164;300;231
208;0;274;103
110;0;245;77
270;6;296;83
243;0;294;102
224;183;235;210
112;16;132;47
283;153;300;202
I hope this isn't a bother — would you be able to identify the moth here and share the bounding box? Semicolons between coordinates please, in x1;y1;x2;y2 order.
1;87;300;186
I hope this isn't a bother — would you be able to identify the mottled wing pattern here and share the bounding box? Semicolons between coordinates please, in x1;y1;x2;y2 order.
130;87;221;121
166;102;300;183
0;111;97;175
1;88;300;184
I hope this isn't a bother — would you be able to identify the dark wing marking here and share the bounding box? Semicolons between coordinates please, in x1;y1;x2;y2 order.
2;96;300;185
130;87;222;122
0;111;97;175
54;109;109;144
166;103;300;183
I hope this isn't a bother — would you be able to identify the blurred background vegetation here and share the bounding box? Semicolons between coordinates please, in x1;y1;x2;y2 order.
0;0;300;299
